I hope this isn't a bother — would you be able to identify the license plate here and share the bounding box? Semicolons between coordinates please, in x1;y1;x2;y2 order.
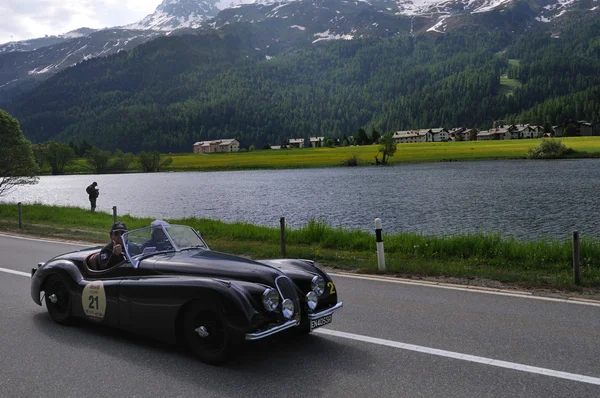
310;314;332;331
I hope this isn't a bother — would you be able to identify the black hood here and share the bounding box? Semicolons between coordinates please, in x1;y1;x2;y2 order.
147;249;285;286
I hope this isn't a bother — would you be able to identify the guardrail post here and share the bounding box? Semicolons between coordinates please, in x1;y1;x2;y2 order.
112;206;118;223
573;231;580;285
280;217;286;257
375;218;385;271
18;202;22;229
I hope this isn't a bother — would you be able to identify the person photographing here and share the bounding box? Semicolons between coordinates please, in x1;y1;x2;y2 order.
86;182;99;212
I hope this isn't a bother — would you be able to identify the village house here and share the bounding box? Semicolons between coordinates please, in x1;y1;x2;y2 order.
392;128;450;144
429;128;450;142
392;130;428;143
288;138;305;148
553;120;600;137
193;139;240;154
310;136;325;148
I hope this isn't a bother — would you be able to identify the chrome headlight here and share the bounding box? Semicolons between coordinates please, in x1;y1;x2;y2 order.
281;298;294;319
262;288;279;312
311;275;325;296
306;291;318;311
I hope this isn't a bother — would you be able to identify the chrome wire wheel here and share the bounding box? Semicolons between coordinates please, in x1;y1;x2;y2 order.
191;311;227;355
44;275;72;325
183;302;237;365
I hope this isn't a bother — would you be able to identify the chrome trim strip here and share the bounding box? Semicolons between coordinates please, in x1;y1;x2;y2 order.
308;301;343;320
245;319;300;341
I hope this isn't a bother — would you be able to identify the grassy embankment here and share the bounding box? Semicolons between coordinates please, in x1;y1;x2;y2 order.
1;203;599;290
61;137;600;174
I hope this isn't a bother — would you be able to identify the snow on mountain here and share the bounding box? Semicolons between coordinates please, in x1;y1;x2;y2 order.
393;0;511;16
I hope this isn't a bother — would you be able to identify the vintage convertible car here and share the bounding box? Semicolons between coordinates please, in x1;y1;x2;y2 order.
30;223;343;364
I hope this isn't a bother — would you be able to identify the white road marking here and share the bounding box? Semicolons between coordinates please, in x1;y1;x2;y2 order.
2;266;599;385
331;273;600;307
0;267;31;277
0;233;89;246
315;328;600;386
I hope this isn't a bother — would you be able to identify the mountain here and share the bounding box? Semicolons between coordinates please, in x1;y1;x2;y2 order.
1;0;600;152
123;0;223;31
0;29;164;102
0;0;596;101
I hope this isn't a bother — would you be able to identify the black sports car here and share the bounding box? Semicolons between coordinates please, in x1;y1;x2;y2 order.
30;223;343;364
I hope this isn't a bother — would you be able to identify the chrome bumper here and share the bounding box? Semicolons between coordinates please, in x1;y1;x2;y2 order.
308;301;343;320
245;319;299;341
245;301;344;341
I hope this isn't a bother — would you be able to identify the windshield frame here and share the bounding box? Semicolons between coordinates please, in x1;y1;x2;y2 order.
121;224;210;268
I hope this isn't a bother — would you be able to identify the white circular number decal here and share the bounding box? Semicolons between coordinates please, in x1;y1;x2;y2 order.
82;281;106;320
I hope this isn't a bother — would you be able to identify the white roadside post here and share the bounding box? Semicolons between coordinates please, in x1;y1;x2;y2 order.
375;218;386;271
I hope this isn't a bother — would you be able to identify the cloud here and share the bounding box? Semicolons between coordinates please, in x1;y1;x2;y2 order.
0;0;161;44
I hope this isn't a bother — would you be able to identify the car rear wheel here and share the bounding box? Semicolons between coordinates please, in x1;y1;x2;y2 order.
44;275;72;325
183;302;238;365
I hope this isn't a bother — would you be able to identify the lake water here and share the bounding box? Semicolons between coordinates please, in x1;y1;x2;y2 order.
2;159;600;241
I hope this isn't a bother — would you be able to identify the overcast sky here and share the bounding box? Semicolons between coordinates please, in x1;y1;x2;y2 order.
0;0;163;44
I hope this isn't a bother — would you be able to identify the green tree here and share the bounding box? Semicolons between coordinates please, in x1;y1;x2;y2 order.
138;151;172;172
0;110;39;196
79;140;93;157
355;128;369;145
111;149;135;172
378;132;397;164
86;148;112;174
44;141;76;175
370;128;381;144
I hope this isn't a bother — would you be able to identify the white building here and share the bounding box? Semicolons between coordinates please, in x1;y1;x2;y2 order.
289;138;305;148
193;139;240;154
392;130;428;143
310;136;325;148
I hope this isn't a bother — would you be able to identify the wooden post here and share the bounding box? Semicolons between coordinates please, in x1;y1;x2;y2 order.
573;231;580;285
375;218;385;271
112;206;118;223
280;217;286;257
18;202;22;229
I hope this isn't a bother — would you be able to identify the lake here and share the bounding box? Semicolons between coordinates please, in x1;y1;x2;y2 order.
2;159;599;240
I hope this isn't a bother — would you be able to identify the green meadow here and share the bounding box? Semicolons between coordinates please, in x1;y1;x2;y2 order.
58;137;600;174
1;203;599;290
166;137;600;171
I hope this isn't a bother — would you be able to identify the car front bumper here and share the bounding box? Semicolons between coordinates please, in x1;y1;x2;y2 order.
245;301;343;341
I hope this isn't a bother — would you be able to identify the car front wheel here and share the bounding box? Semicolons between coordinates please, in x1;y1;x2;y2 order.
183;302;238;365
44;275;72;325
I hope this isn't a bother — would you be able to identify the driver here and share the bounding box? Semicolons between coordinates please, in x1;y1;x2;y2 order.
142;219;172;252
98;222;128;269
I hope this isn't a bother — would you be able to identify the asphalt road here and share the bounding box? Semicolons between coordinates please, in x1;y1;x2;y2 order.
1;233;599;397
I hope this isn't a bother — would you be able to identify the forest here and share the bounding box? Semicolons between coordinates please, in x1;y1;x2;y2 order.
3;18;600;153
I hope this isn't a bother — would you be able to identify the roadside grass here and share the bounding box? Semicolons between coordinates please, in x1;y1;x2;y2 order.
54;137;600;174
1;203;599;290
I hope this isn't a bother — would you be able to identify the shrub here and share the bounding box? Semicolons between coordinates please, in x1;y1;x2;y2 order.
527;139;575;159
342;154;359;166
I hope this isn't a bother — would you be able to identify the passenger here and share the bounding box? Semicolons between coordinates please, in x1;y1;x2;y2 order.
98;222;128;270
142;219;172;252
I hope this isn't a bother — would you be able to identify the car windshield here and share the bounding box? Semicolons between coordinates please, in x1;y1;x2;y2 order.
122;224;208;263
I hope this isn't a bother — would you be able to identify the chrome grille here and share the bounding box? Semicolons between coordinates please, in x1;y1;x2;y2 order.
275;276;300;317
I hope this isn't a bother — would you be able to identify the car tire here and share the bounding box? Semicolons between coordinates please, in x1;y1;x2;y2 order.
44;275;72;325
183;302;238;365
